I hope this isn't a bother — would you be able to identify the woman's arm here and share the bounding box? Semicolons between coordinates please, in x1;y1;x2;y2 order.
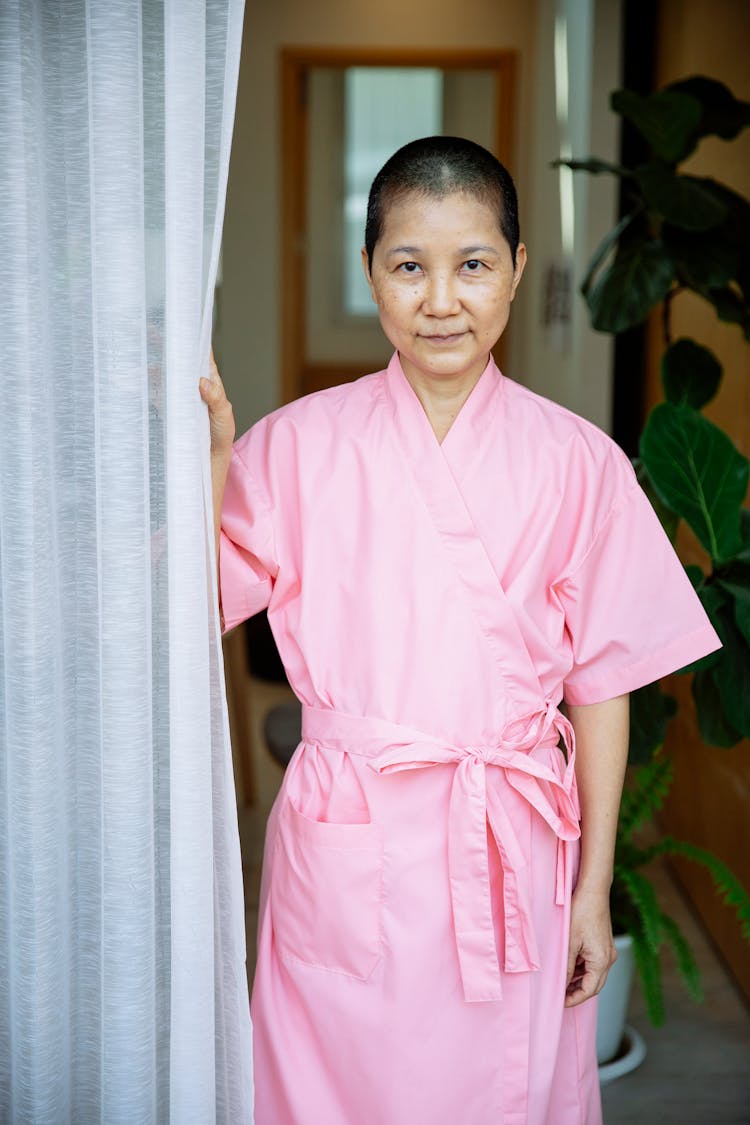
199;350;236;572
564;693;629;1007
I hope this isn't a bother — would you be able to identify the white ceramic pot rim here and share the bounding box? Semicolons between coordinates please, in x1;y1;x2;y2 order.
598;1024;647;1085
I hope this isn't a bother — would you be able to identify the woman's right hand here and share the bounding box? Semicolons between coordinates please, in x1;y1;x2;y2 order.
199;348;236;458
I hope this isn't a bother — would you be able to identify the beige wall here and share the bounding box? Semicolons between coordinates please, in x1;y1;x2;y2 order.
218;0;622;435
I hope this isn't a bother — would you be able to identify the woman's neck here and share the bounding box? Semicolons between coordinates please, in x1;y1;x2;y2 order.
402;361;486;443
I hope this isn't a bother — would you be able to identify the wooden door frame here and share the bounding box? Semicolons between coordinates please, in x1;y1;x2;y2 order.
280;46;518;404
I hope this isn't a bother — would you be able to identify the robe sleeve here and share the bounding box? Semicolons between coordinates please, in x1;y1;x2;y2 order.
219;433;278;633
556;461;721;707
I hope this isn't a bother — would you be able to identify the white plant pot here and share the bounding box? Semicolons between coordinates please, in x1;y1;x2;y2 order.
596;933;647;1082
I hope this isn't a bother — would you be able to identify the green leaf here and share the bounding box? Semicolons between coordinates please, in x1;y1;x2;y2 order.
704;285;750;338
587;240;674;333
685;563;705;590
628;684;677;765
661;338;722;408
552;156;630;177
634;459;680;542
618;868;664;959
640;403;748;561
703;183;750;291
680;581;724;673
612;88;703;163
628;925;665;1027
655;837;750;941
635;166;727;231
736;511;750;563
663;225;740;291
692;667;743;747
709;600;750;737
666;77;750;143
618;754;674;838
697;581;728;615
580;210;641;298
659;913;703;1003
716;577;750;643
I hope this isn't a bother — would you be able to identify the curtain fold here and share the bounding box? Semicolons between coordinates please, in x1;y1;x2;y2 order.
0;2;250;1121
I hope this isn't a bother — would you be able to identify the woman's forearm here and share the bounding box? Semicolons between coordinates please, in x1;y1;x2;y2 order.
210;449;232;575
567;694;629;894
563;694;628;1006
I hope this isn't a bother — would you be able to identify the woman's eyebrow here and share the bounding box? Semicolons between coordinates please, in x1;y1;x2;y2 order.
385;245;422;256
385;243;501;257
460;245;500;255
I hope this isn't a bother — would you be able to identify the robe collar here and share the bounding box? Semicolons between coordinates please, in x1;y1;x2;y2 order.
383;350;504;465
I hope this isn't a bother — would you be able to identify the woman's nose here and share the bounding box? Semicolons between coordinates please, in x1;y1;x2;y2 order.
423;273;460;316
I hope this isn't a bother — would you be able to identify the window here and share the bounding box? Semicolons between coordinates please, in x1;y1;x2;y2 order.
342;68;443;316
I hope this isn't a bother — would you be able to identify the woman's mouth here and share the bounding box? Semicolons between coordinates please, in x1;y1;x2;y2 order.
422;333;466;345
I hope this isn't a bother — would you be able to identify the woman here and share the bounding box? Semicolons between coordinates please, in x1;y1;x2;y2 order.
201;137;719;1124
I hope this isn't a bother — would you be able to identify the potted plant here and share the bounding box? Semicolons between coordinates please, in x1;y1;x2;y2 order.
558;76;750;1069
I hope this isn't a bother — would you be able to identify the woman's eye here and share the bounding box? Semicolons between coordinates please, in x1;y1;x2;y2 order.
462;259;484;272
398;261;421;274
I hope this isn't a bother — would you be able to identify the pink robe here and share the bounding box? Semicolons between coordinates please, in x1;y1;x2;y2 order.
220;354;720;1125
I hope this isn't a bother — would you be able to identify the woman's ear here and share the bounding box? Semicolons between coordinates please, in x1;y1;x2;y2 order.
510;242;527;300
361;247;378;304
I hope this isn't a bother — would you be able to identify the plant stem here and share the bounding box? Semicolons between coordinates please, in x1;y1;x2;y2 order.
662;289;674;348
661;286;684;349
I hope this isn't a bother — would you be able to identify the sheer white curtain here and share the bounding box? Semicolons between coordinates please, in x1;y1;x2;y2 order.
0;2;250;1121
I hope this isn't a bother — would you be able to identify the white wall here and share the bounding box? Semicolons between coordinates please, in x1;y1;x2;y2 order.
522;0;622;429
217;0;622;435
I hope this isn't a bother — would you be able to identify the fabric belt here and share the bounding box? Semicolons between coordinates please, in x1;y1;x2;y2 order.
300;703;580;1003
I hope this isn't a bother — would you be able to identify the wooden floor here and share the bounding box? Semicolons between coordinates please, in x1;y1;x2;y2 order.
600;862;750;1125
235;680;750;1124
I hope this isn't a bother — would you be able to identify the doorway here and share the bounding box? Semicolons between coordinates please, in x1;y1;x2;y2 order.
280;47;517;402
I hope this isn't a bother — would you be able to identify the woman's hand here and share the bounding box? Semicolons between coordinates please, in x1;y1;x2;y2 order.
565;694;627;1008
564;884;617;1007
199;348;235;459
200;349;235;588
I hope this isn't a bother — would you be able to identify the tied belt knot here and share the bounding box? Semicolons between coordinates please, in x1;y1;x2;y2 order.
460;743;494;764
301;702;581;1003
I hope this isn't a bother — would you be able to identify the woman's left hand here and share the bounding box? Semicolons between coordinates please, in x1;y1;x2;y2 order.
564;884;617;1007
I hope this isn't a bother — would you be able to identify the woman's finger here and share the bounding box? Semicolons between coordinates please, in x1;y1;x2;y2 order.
199;347;236;452
199;354;229;407
564;952;613;1007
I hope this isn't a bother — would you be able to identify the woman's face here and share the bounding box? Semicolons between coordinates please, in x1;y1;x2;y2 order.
362;189;526;387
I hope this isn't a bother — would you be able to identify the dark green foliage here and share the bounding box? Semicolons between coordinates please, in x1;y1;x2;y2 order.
692;665;743;747
632;457;679;542
560;75;750;1026
634;166;726;231
640;404;748;562
617;753;673;838
612;757;750;1025
586;240;674;333
628;684;677;766
611;89;703;164
661;339;722;409
558;75;750;747
693;592;750;739
558;83;750;339
663;225;740;291
666;77;750;145
717;575;750;640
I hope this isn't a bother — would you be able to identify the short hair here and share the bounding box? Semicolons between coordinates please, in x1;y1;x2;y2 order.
365;135;520;269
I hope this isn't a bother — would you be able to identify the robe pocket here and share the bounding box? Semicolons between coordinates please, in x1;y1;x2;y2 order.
272;796;384;980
